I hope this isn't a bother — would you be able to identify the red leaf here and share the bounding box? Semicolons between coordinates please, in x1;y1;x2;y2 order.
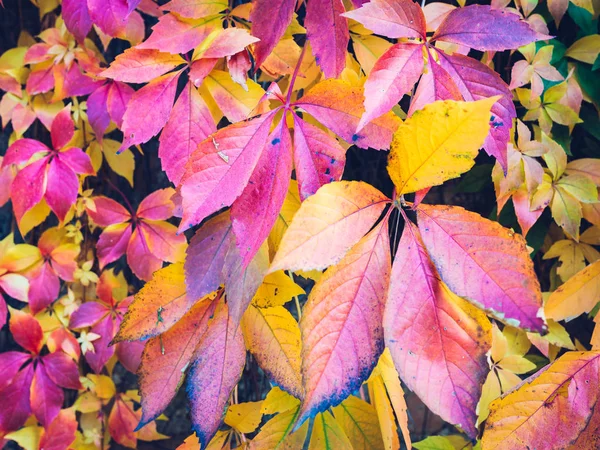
42;352;81;390
109;398;138;448
384;221;491;438
231;120;293;266
305;0;349;78
417;204;545;332
292;113;346;201
31;363;64;426
180;113;275;230
9;309;43;354
39;408;78;450
0;364;33;434
137;297;216;428
119;70;183;153
87;84;111;140
97;223;133;268
342;0;426;39
100;48;186;83
186;301;246;448
188;58;218;87
57;147;95;175
159;81;216;185
296;219;391;427
184;212;234;301
251;0;296;68
70;302;109;329
358;42;424;130
116;340;144;373
28;262;60;314
126;226;164;281
10;157;47;223
432;5;549;51
50;107;74;151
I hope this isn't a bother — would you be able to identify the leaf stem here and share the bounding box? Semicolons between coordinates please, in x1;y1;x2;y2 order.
285;44;307;107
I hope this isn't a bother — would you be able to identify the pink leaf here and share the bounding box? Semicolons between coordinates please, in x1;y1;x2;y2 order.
408;54;462;116
28;262;60;314
100;48;186;83
199;28;259;59
26;66;54;96
189;58;218;87
45;157;79;222
42;351;81;390
116;340;144;373
227;51;251;90
231;120;293;266
417;204;545;332
0;351;30;391
31;363;64;426
137;13;217;54
107;81;135;128
10;156;47;223
296;80;400;150
126;226;163;281
50;106;74;150
39;408;78;450
58;147;95;174
70;302;109;329
342;0;426;39
86;84;111;140
139;220;186;262
179;113;275;231
439;51;515;171
137;188;176;221
358;42;424;130
87;196;131;227
2;138;49;167
292;114;346;200
0;273;29;302
119;70;183;153
97;223;133;268
184;212;235;301
88;0;130;37
62;0;93;43
384;221;490;438
0;364;33;434
161;0;228;17
186;301;246;448
296;219;390;426
137;298;216;428
305;0;349;78
223;227;269;325
250;0;296;68
85;314;116;373
432;5;549;51
159;81;216;185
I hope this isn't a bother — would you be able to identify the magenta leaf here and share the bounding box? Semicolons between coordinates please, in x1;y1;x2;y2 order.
251;0;296;68
342;0;426;39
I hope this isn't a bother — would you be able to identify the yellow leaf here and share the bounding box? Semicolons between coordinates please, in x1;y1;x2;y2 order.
249;406;308;450
556;174;598;204
566;35;600;64
4;426;43;450
202;70;268;123
482;351;600;450
388;98;498;195
19;198;51;236
242;304;303;398
545;259;600;321
309;411;353;450
551;185;582;240
88;374;116;400
477;371;502;425
332;396;385;450
497;355;536;374
269;180;302;260
351;34;392;75
101;139;135;186
252;271;305;308
262;386;300;415
225;401;263;434
369;375;401;450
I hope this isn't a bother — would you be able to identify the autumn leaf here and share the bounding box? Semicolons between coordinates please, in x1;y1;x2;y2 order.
388;98;498;195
